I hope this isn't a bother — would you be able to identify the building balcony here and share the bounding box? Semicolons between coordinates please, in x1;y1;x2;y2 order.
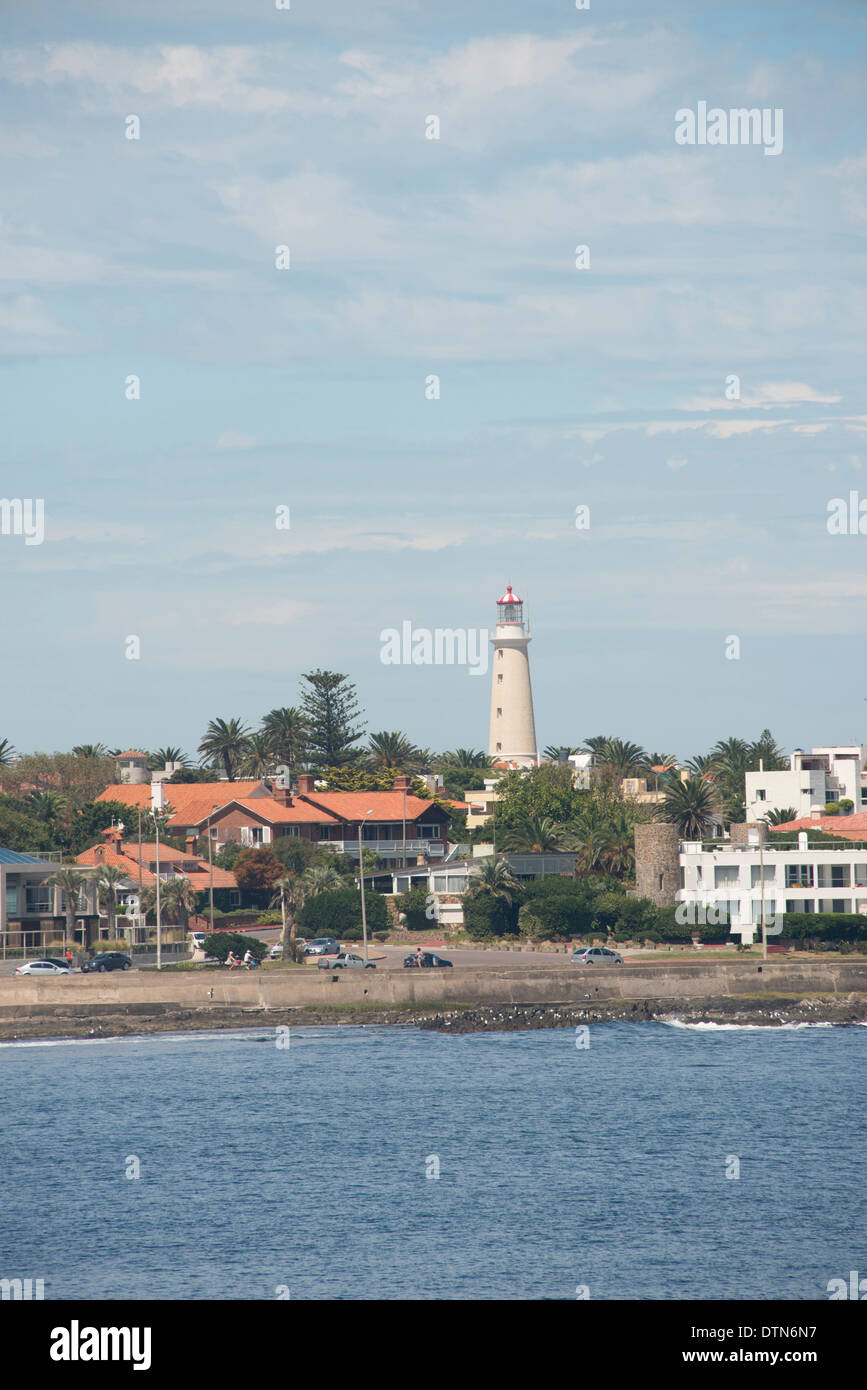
322;839;445;858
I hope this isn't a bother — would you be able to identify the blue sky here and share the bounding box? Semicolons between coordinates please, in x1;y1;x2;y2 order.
2;0;866;762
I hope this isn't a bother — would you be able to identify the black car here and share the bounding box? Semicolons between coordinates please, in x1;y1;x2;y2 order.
81;952;132;973
403;952;453;969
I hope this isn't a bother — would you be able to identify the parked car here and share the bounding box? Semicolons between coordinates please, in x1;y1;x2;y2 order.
80;952;133;973
304;937;340;956
268;942;284;959
403;953;453;969
317;952;376;970
190;932;208;950
14;959;71;976
571;946;624;966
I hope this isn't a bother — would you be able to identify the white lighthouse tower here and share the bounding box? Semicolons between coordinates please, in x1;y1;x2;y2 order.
488;584;538;766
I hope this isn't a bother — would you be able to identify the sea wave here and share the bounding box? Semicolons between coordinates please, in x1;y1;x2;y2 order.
660;1019;835;1031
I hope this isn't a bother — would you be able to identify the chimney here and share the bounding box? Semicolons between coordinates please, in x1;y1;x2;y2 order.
102;826;122;851
151;781;166;812
298;774;315;794
273;786;294;807
394;775;412;792
185;834;197;856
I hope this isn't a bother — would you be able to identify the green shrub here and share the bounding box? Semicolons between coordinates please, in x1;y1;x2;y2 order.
395;883;432;931
296;887;388;937
204;932;268;963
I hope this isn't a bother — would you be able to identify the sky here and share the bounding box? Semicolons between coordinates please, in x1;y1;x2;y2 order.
1;0;866;763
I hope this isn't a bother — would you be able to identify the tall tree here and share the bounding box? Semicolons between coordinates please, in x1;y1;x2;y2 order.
95;864;130;939
197;717;252;781
436;748;491;770
240;732;274;779
0;738;15;766
148;747;190;771
261;707;308;769
300;670;366;768
47;867;91;948
662;777;720;840
72;744;108;758
367;731;425;772
502;815;571;853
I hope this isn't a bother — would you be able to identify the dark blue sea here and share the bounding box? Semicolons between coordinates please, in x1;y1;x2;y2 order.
1;1021;864;1300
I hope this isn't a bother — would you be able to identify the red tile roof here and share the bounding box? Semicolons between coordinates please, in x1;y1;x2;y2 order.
77;841;237;888
297;791;446;822
773;813;867;841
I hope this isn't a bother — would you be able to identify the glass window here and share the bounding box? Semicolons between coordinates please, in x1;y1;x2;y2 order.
785;864;813;887
750;865;776;887
714;865;739;887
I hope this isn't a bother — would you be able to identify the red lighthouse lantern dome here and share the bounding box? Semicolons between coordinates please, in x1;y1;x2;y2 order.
496;584;523;623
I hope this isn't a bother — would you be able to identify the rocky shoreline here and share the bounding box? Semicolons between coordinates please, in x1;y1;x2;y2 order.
1;992;865;1042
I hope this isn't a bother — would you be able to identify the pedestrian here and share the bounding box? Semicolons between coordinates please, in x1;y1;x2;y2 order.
416;946;424;968
65;948;72;970
243;949;253;970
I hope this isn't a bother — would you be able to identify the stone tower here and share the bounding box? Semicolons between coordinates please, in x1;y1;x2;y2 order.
635;823;681;906
488;584;537;766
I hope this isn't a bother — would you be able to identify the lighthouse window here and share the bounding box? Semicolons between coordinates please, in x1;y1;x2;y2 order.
497;674;502;684
497;650;503;660
496;742;502;752
496;707;502;717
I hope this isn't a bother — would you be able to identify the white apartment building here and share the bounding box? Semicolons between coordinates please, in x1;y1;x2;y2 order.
745;746;867;821
677;832;867;942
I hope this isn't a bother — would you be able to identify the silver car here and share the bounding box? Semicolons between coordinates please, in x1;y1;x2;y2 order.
571;946;624;966
317;951;375;970
14;959;72;976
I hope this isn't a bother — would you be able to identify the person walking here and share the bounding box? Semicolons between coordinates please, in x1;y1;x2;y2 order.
65;947;72;970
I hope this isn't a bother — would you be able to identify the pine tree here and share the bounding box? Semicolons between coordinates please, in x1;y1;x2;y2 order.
300;670;366;768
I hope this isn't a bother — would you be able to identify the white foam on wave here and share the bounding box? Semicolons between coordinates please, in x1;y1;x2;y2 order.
661;1019;835;1031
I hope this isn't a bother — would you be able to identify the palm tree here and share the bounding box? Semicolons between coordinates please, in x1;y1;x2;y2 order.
762;807;798;826
95;864;131;940
465;856;519;905
240;732;274;779
301;863;344;897
684;753;716;778
47;867;91;949
0;737;15;766
542;744;579;761
26;790;69;824
160;878;197;930
367;731;425;772
197;717;252;781
581;734;612;758
147;747;190;771
570;825;610;875
436;748;492;771
662;777;720;840
502;815;571;853
261;707;308;769
748;729;787;771
72;743;107;758
597;738;650;778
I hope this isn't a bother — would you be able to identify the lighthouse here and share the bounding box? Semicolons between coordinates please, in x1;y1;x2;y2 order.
488;584;538;766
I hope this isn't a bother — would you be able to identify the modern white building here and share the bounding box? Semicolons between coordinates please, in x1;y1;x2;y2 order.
488;584;537;767
677;830;867;942
745;745;867;822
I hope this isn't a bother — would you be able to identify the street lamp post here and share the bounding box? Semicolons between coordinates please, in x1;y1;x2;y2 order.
154;812;162;971
357;808;375;961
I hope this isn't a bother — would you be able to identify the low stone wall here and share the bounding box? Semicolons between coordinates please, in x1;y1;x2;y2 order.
1;959;865;1018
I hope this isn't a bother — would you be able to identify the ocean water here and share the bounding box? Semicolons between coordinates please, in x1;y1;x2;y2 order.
1;1021;864;1300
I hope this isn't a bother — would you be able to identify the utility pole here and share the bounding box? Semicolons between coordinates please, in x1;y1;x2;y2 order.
358;809;374;961
154;812;162;971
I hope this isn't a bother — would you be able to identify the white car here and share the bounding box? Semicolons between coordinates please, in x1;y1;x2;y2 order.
190;932;208;950
268;942;284;959
15;959;71;976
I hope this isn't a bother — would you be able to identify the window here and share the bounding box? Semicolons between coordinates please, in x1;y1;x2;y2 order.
497;650;503;661
417;824;437;839
785;864;813;888
25;885;53;914
817;864;849;888
229;891;241;907
750;865;776;887
854;864;867;887
362;825;379;841
496;707;502;717
5;885;18;914
497;674;503;684
714;865;740;887
496;742;502;752
818;898;849;914
658;874;663;890
786;899;814;914
755;789;766;801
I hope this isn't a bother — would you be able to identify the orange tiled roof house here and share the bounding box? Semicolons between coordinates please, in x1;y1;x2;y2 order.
96;774;452;867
